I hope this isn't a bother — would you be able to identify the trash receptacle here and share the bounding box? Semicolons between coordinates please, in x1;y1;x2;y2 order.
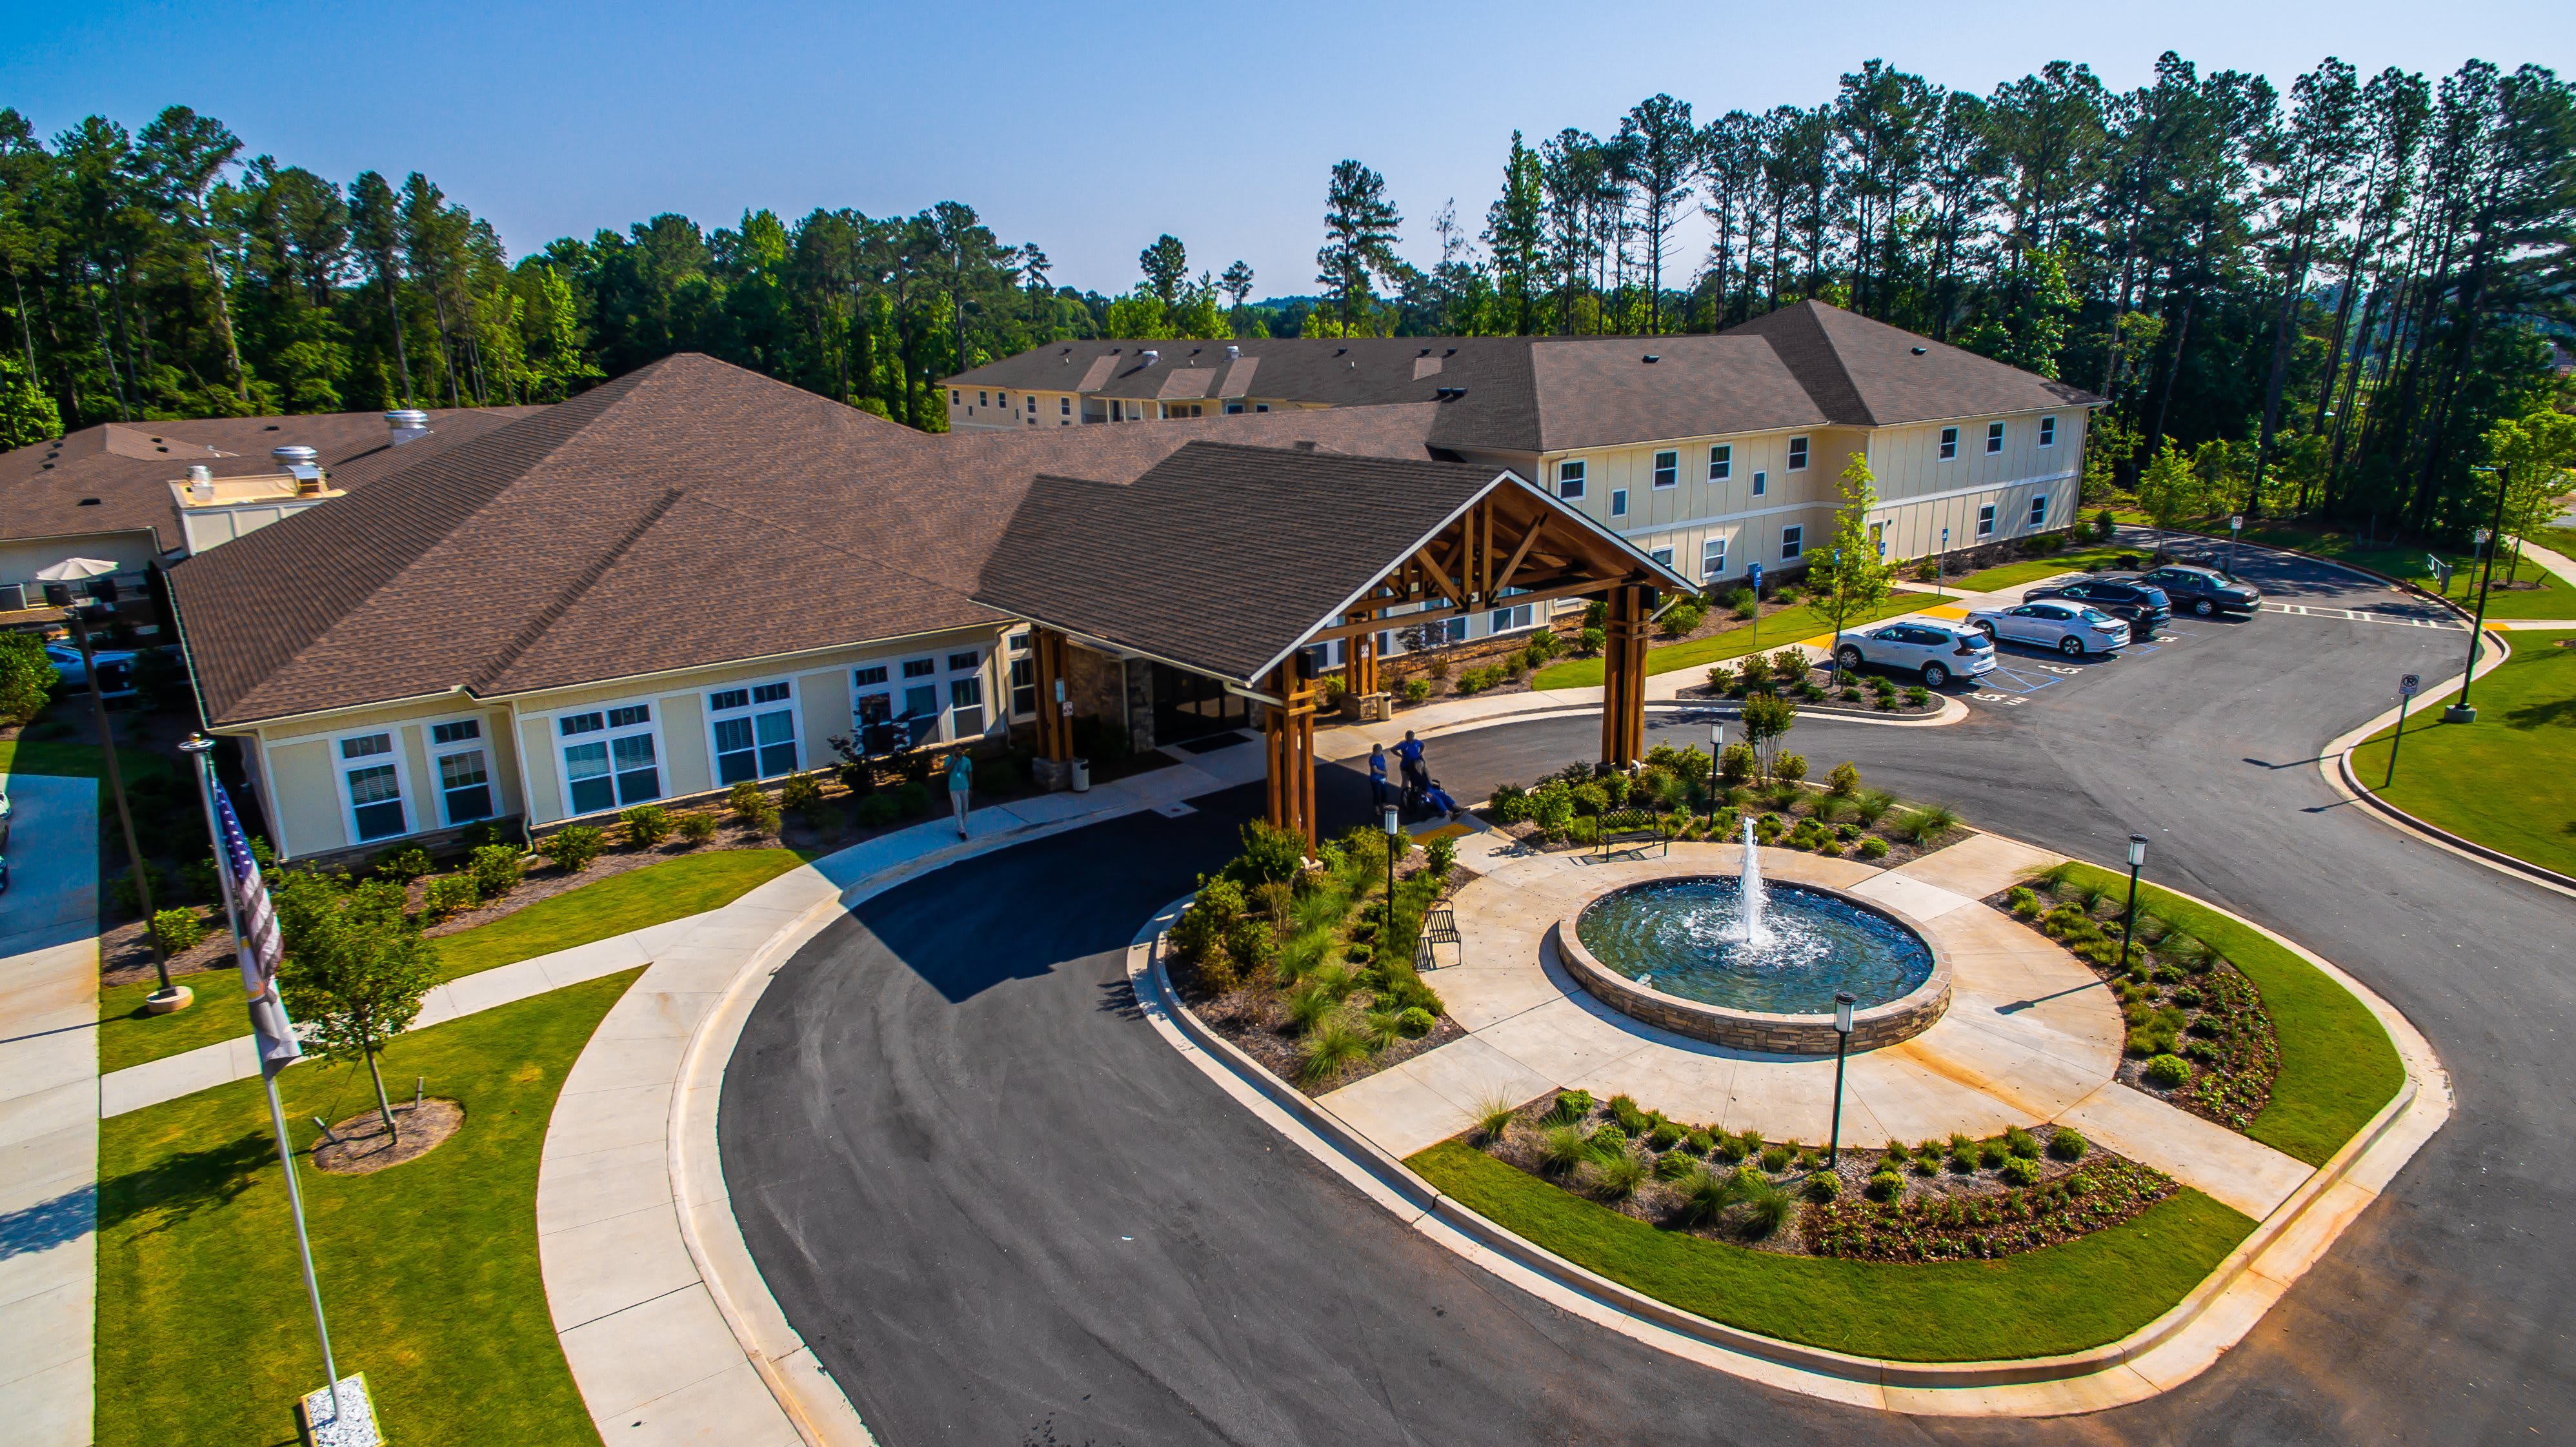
1070;756;1091;792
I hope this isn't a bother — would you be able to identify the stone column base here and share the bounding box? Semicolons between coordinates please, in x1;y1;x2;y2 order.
1032;756;1074;792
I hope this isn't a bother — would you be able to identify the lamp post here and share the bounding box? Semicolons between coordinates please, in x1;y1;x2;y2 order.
1827;989;1857;1165
45;580;177;1007
1937;525;1949;598
2226;514;2243;579
1707;722;1724;824
1382;802;1401;946
2387;674;2420;787
2447;465;2509;724
1827;547;1846;680
2117;834;2148;976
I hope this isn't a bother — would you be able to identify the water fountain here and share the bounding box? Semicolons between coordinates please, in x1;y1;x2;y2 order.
1735;814;1768;946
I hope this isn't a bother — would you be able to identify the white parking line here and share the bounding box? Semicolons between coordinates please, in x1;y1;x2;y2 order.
2260;602;2462;629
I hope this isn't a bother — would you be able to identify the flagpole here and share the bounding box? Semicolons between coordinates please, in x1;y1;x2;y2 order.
179;734;344;1427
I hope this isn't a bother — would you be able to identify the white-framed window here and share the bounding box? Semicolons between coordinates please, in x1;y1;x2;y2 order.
1006;631;1036;718
557;703;661;816
1780;525;1804;561
979;390;990;407
1752;469;1767;497
852;664;894;733
2038;415;2057;447
1489;601;1535;633
1986;421;2005;454
1709;444;1731;481
947;649;988;737
1653;450;1678;488
950;389;960;406
334;731;410;843
428;716;494;825
1787;436;1809;471
1060;396;1071;416
1939;425;1958;460
1978;503;1997;537
1442;616;1469;645
1702;536;1727;580
707;679;800;786
1026;394;1036;415
1556;458;1586;500
1610;488;1628;518
900;657;940;724
2029;494;2048;527
1225;402;1244;414
1649;547;1675;568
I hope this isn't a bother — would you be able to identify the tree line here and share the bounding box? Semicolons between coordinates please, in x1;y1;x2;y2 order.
6;50;2571;539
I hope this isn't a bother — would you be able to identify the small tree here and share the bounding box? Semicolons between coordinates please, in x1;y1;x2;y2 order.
2134;441;2205;556
276;875;439;1144
1807;452;1896;676
2486;406;2576;576
0;632;53;725
1738;692;1798;781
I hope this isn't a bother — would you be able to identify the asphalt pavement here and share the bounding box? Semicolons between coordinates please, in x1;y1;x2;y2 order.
722;540;2570;1445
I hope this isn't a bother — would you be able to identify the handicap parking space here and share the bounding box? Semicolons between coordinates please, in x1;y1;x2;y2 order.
1955;625;2207;711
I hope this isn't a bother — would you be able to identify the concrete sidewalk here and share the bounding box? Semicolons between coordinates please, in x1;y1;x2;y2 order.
0;774;101;1447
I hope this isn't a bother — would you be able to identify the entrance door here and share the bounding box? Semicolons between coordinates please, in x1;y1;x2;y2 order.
1150;661;1249;744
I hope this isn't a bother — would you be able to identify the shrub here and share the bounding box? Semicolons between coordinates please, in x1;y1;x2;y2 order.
1738;1171;1794;1237
1578;626;1607;654
1396;1005;1436;1038
1858;836;1890;860
2006;885;2041;917
1851;789;1895;825
1825;761;1861;796
149;907;206;957
1547;1089;1595;1125
1904;685;1931;707
1978;1140;2007;1169
423;873;479;920
1866;1171;1904;1202
1363;1007;1407;1051
1402;678;1433;703
2001;1156;2042;1187
1900;802;1962;844
1716;743;1757;785
374;847;434;882
2005;1124;2040;1159
619;804;674;847
2048;1127;2089;1162
2144;1053;2193;1088
1592;1149;1648;1200
1646;1120;1684;1151
669;811;716;846
727;780;767;820
1472;1096;1518;1144
1705;663;1736;694
540;826;605;874
780;773;825;811
1659;600;1707;637
2093;507;2117;541
466;843;524;896
1758;1144;1792;1172
1539;1124;1594;1177
1773;753;1807;784
852;793;898;827
891;780;934;819
1655;1149;1699;1180
1609;1095;1653;1135
1736;652;1772;688
1298;1013;1370;1083
1675;1167;1733;1227
1805;1170;1842;1202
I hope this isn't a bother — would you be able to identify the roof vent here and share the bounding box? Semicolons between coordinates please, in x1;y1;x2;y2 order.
1225;344;1240;360
186;463;212;483
79;496;101;506
1335;347;1347;356
385;409;432;445
1444;347;1457;356
1293;440;1318;452
1642;354;1659;363
1419;348;1432;356
272;445;319;468
1141;349;1159;366
1911;346;1928;355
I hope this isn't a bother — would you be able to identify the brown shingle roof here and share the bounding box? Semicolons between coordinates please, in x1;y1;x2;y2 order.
1719;301;2102;425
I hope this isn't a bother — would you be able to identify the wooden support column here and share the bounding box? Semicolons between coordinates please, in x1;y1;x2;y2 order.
1599;584;1650;767
1263;654;1321;851
1342;606;1379;697
1032;627;1074;762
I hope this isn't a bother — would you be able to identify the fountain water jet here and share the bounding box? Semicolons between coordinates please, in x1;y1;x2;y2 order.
1736;815;1770;946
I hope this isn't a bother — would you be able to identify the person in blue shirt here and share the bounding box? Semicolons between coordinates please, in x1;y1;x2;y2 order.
946;750;974;838
1394;731;1428;807
1368;744;1390;809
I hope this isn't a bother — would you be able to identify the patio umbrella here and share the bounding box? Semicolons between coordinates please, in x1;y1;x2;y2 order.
35;556;119;583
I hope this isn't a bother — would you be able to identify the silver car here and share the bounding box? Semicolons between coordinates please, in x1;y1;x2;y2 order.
1967;600;2131;657
1833;621;1998;688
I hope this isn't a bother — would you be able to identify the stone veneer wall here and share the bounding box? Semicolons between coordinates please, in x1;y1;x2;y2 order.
1551;898;1952;1055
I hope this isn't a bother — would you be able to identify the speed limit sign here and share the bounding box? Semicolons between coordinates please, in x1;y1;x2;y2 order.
2400;673;2420;697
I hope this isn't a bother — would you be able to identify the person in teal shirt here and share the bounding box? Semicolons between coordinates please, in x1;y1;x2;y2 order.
947;751;973;838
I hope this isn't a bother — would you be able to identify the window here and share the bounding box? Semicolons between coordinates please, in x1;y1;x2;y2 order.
1009;654;1036;716
2029;494;2048;527
950;389;960;406
1442;616;1469;645
337;733;407;842
559;705;660;815
1225;403;1244;414
429;718;493;825
1978;503;1997;537
1702;536;1727;580
2038;415;2057;447
1609;489;1628;518
950;678;987;737
853;667;894;731
1649;547;1675;568
1060;397;1071;416
1709;444;1732;481
709;681;798;785
1787;436;1809;471
1255;403;1270;413
945;651;980;672
1780;525;1804;561
1939;426;1958;460
1986;421;2005;454
1026;394;1037;414
1751;469;1767;497
1489;602;1534;633
1653;450;1678;488
1869;520;1886;556
979;390;989;407
1556;458;1586;500
902;658;936;679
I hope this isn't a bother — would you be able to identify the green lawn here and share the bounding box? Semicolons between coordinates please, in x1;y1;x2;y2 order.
98;847;814;1074
96;966;639;1447
0;734;177;785
1410;1140;2253;1361
2350;628;2576;879
1533;591;1935;690
2051;862;2404;1166
1939;545;2138;595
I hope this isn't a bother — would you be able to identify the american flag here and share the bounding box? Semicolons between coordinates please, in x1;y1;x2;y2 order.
214;781;301;1068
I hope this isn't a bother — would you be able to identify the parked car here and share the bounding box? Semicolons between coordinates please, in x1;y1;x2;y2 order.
2124;564;2261;618
0;784;11;853
1833;621;1997;688
44;640;137;695
2023;578;2171;637
1966;600;2133;657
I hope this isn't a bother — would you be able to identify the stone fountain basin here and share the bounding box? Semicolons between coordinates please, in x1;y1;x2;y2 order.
1553;876;1953;1055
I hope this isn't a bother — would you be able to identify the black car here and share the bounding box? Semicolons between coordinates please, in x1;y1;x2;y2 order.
2022;578;2172;637
2123;564;2262;618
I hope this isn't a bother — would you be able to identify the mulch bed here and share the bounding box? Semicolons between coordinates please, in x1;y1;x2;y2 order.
1982;882;2281;1132
1472;1095;2171;1262
1677;659;1945;717
309;1097;464;1175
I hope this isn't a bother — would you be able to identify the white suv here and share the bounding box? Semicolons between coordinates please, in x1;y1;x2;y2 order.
1967;600;2132;657
1833;622;1997;688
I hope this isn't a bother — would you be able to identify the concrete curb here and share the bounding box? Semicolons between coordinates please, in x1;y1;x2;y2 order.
1123;830;2451;1415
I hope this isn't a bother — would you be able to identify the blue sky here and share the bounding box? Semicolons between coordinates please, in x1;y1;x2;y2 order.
5;0;2568;296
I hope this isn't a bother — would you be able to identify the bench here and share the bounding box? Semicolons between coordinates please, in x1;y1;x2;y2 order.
1595;813;1669;859
1415;906;1463;970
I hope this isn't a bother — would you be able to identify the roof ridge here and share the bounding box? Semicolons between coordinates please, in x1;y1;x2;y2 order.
1786;302;1875;427
469;488;684;694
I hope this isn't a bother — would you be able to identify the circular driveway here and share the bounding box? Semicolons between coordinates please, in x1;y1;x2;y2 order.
721;543;2570;1444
